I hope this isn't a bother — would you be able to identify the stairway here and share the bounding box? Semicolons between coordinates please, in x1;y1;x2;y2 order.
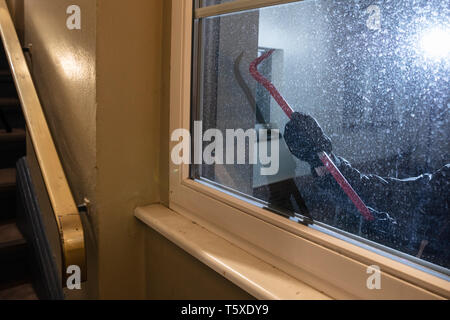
0;41;37;300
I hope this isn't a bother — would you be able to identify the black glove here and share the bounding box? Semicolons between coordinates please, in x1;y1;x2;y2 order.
361;208;408;248
284;112;333;168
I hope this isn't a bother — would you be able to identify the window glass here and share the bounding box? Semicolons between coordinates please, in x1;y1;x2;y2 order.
192;0;450;270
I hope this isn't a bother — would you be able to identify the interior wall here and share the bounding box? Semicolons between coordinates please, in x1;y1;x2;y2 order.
7;0;258;300
7;0;99;299
159;0;171;207
6;0;23;43
17;0;97;207
95;0;165;299
145;228;254;300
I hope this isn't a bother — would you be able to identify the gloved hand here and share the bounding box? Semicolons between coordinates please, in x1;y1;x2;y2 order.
361;208;407;247
284;112;333;168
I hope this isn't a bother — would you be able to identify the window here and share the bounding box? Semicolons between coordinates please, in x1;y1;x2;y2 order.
170;0;450;299
192;0;449;272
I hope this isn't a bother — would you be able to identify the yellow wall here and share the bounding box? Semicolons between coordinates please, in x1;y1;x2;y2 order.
17;0;97;207
146;228;254;300
7;0;252;300
7;0;99;299
95;0;163;299
159;0;171;207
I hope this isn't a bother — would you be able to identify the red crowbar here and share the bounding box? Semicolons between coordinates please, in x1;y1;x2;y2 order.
250;49;374;221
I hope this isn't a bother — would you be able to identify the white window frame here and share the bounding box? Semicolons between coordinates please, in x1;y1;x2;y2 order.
169;0;450;299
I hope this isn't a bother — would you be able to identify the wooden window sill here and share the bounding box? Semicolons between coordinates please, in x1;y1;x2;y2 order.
135;204;331;300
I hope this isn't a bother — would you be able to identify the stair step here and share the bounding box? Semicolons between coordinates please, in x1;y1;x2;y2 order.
0;221;25;247
0;128;25;143
0;221;27;261
0;221;30;289
0;131;26;169
0;70;16;98
0;97;20;109
0;109;25;133
0;84;17;99
0;168;16;192
0;282;38;300
0;168;17;219
0;69;12;82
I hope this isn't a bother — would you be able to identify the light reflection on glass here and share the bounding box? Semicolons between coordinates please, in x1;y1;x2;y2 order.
419;26;450;61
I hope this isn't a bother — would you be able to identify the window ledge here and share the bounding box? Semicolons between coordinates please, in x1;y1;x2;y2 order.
135;204;331;300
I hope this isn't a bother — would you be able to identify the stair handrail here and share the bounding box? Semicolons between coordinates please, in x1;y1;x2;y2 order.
0;0;86;283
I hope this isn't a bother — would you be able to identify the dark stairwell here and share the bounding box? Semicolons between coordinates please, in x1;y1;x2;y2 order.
0;40;37;300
